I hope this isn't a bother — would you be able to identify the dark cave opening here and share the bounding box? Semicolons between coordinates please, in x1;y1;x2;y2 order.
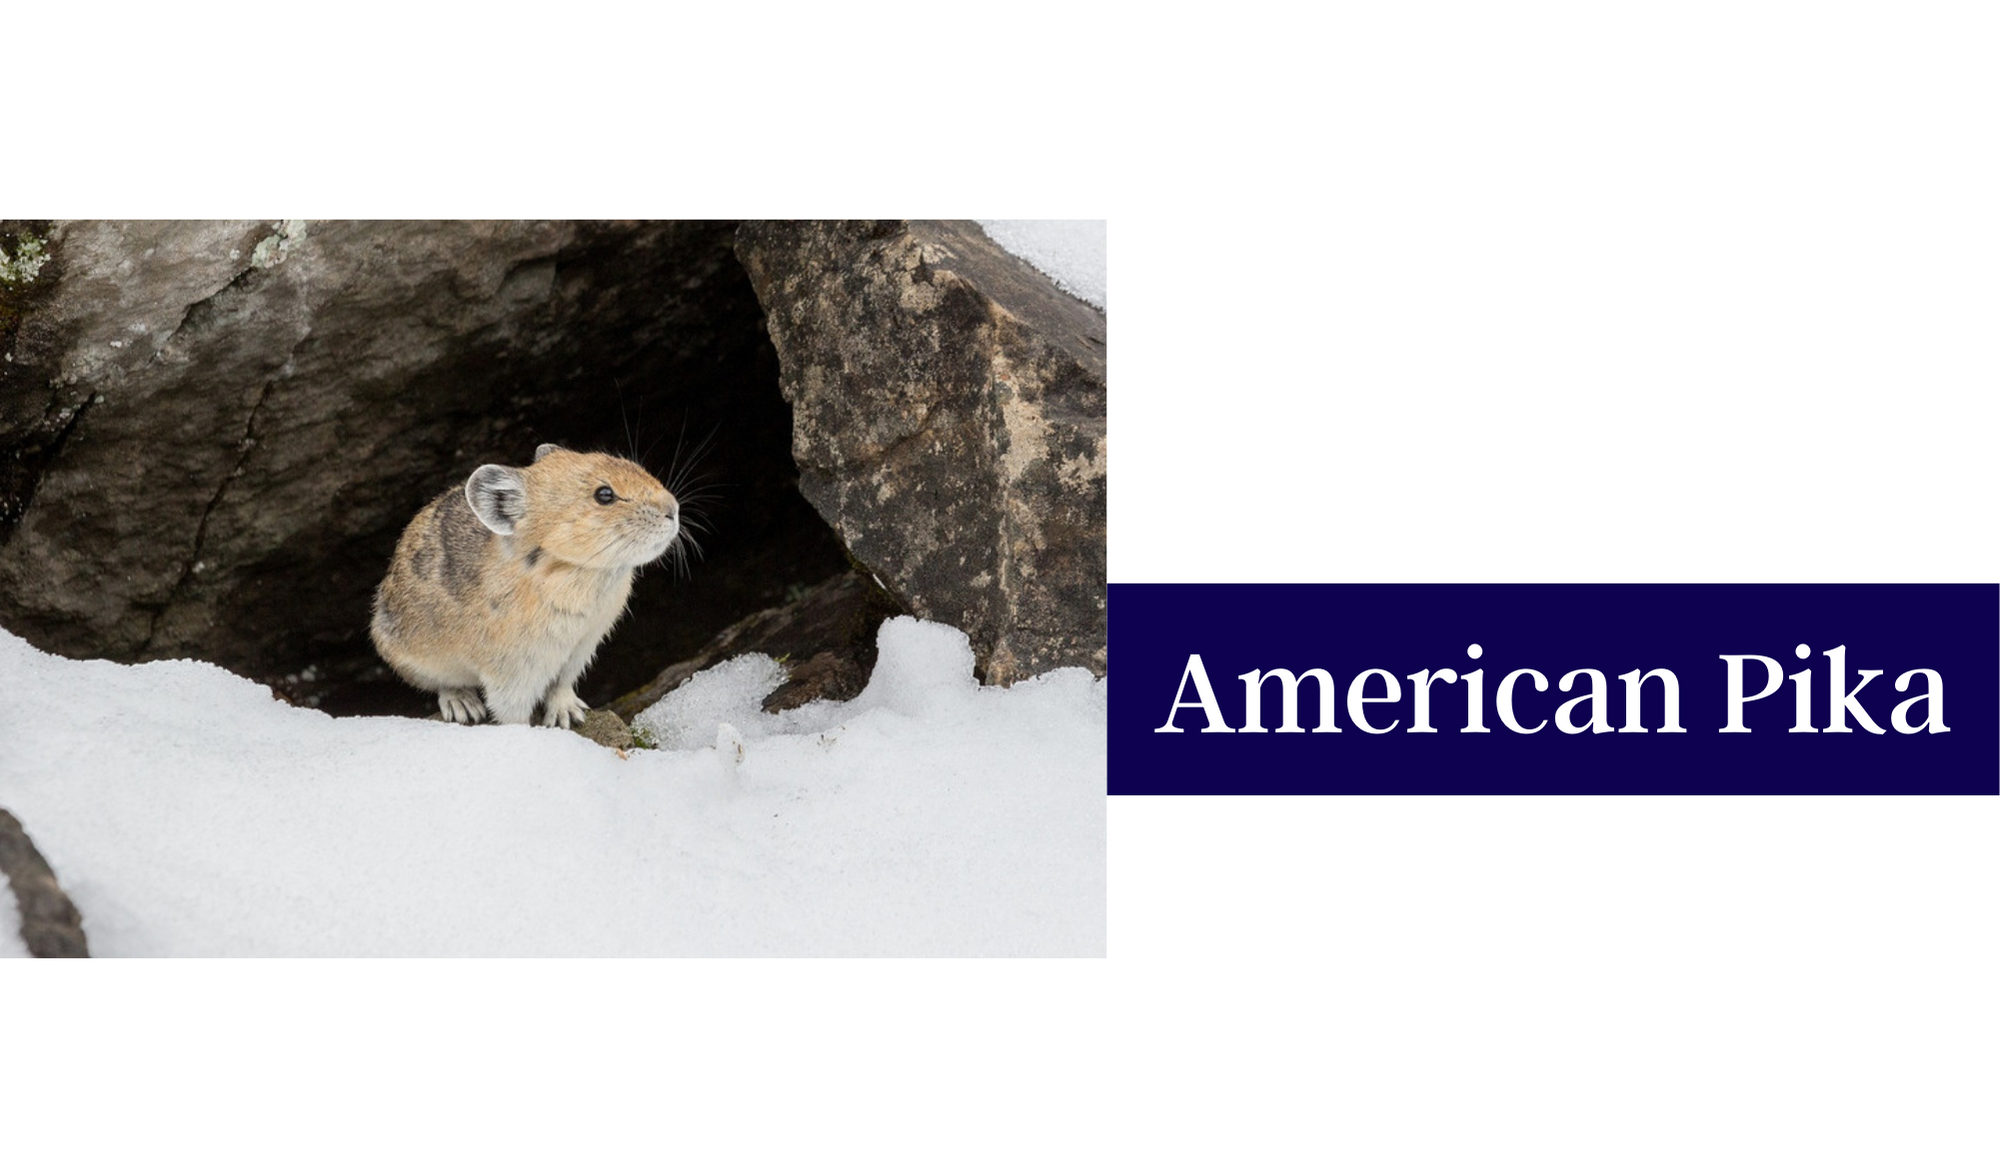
301;223;853;718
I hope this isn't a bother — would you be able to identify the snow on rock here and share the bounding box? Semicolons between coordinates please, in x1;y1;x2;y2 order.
0;618;1104;956
636;653;794;750
975;220;1106;310
634;619;985;750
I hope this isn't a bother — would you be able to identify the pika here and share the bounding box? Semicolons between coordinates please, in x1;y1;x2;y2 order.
370;444;681;728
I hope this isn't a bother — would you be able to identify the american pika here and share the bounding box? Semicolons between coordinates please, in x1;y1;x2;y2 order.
369;444;682;727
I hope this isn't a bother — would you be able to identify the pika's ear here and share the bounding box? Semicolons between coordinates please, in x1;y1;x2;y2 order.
465;465;528;536
534;443;564;462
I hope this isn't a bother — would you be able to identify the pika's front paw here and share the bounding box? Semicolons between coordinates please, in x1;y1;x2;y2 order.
439;687;487;725
540;686;588;730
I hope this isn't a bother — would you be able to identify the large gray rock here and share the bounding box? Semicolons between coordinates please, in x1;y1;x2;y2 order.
735;221;1107;684
0;808;88;958
0;220;847;710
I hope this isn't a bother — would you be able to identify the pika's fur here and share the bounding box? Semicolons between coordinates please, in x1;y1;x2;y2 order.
370;444;682;727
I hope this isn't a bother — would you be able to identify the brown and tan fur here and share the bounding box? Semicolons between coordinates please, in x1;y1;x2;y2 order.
370;445;681;727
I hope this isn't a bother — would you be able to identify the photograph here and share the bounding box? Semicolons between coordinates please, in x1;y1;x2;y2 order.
0;219;1107;957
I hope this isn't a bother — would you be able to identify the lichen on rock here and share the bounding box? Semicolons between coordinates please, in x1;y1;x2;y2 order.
0;230;48;285
248;220;308;269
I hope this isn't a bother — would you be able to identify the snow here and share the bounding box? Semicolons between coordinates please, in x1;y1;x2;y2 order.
0;617;1104;956
976;220;1106;310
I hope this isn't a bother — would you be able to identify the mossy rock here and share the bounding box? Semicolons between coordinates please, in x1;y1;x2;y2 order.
574;707;635;750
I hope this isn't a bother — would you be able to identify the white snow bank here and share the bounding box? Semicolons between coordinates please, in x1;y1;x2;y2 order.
976;220;1106;310
634;616;992;750
0;618;1104;956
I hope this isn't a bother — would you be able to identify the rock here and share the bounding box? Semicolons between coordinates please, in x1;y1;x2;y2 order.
0;220;848;712
0;808;89;958
735;221;1107;685
574;708;635;750
610;568;904;720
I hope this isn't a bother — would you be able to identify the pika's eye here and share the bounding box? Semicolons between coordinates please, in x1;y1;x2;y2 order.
594;486;616;505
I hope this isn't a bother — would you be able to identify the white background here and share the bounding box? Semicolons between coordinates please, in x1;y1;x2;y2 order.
8;4;1996;1172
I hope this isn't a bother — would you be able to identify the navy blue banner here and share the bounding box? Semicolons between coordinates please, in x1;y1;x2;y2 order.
1110;584;1998;795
